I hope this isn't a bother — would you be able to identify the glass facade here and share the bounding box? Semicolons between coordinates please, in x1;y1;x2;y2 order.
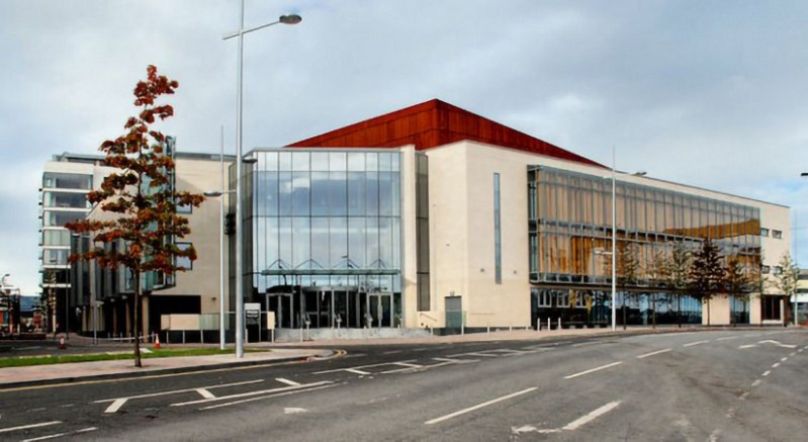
528;166;762;327
242;149;403;328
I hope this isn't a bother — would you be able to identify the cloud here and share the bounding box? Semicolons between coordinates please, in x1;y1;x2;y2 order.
1;0;807;293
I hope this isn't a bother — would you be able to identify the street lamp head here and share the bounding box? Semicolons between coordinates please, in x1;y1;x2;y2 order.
801;172;808;177
279;14;302;25
633;171;647;176
242;157;258;164
204;191;224;197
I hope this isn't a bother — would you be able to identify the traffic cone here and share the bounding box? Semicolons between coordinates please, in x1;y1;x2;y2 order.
58;335;66;350
153;334;161;350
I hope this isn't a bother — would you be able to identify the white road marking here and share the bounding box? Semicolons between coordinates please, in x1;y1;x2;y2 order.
740;391;750;400
424;387;537;425
171;381;333;407
0;421;61;434
780;356;788;362
200;384;337;411
716;336;738;341
758;340;797;349
382;350;403;355
95;378;264;404
21;427;97;442
454;352;500;358
708;429;721;442
512;401;621;434
762;370;771;377
738;344;757;349
105;398;128;414
275;378;301;387
563;401;621;431
432;357;478;364
683;340;709;347
314;360;418;375
789;352;796;357
564;361;623;380
284;407;308;414
772;363;780;368
751;379;762;387
393;362;423;368
196;388;216;399
636;348;671;359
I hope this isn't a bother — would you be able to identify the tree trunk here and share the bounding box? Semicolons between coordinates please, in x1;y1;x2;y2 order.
133;269;142;368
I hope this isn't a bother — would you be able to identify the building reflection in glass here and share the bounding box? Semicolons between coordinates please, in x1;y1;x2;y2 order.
528;166;761;326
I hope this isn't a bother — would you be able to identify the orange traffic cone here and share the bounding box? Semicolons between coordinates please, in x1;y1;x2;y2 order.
153;334;161;350
58;336;66;350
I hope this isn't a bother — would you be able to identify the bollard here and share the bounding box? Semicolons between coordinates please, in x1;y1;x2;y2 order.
547;317;551;330
201;330;204;344
182;330;186;344
558;317;561;330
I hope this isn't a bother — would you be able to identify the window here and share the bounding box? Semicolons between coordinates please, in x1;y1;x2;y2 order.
42;172;92;190
42;230;70;246
773;266;783;275
44;210;86;227
761;265;771;274
176;242;193;270
176;202;192;214
43;249;69;265
43;191;89;209
493;173;502;284
760;227;769;237
762;296;781;320
772;230;782;239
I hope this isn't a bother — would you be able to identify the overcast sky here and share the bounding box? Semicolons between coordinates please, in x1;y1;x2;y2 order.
1;0;806;294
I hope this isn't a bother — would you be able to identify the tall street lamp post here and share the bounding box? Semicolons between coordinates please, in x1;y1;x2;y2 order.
224;0;301;358
596;146;646;331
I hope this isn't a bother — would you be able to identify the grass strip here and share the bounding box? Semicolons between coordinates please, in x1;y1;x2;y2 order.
0;347;267;368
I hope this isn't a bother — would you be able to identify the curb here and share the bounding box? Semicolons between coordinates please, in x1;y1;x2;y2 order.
0;349;338;391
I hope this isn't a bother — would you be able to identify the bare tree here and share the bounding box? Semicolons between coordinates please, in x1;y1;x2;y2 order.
689;239;725;326
772;252;799;325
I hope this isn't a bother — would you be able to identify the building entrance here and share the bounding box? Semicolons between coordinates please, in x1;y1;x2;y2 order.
267;287;393;329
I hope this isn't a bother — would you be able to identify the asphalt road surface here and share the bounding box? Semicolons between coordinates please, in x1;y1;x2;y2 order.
1;328;806;441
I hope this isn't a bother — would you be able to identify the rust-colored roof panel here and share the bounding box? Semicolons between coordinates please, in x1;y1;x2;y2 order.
288;99;603;167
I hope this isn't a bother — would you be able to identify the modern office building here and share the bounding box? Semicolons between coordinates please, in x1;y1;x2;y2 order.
51;146;232;338
55;99;793;339
237;99;791;333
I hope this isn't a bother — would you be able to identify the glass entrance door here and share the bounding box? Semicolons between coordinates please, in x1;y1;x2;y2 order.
368;293;392;328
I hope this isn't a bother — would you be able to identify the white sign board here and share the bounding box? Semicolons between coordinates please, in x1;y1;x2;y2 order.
266;311;276;329
245;303;261;324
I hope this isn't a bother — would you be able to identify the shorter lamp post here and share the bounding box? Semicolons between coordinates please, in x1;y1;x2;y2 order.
204;156;257;350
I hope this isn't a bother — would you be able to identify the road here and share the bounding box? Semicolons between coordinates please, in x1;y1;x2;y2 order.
1;328;806;441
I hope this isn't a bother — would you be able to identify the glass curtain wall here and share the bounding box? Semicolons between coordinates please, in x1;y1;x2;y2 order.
244;149;402;328
528;166;761;327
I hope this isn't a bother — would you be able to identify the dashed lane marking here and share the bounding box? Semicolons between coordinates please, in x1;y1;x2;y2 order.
716;336;738;341
345;368;371;375
636;348;672;359
564;361;623;380
196;388;216;399
21;427;97;442
772;363;780;368
424;387;537;425
683;340;709;347
104;398;128;414
751;379;762;388
762;370;771;377
275;378;301;387
0;421;61;434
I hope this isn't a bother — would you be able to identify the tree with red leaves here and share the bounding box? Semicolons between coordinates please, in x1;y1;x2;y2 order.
66;65;204;367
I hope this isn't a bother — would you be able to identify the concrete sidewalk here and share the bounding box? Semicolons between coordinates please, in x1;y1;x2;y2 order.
264;325;701;347
0;348;333;390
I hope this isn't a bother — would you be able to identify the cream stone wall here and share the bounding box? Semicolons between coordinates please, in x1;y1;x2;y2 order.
157;157;230;316
399;146;421;328
420;140;790;329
